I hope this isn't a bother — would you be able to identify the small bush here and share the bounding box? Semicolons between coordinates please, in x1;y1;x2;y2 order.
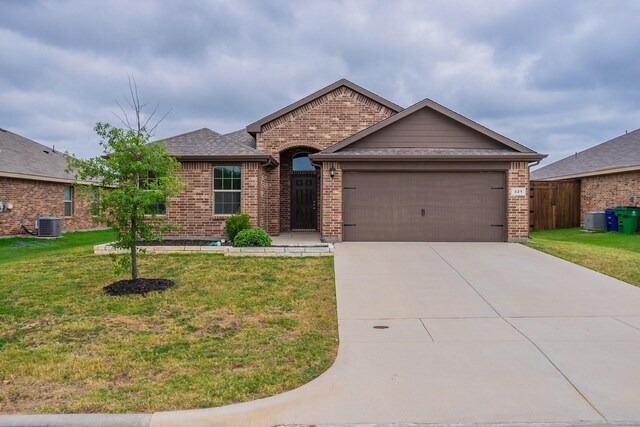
234;228;272;247
225;212;251;242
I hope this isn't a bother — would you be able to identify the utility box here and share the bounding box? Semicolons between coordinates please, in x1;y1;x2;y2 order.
37;217;62;237
584;211;607;231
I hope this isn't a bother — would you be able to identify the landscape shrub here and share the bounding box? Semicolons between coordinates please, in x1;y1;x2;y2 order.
233;227;272;247
225;212;251;242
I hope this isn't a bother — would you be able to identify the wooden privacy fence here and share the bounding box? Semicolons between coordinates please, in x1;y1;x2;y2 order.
530;180;581;230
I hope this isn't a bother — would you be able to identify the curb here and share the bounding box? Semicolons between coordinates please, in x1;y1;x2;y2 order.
279;424;640;427
0;414;151;427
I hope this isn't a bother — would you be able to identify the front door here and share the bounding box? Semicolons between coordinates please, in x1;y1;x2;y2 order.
291;175;317;230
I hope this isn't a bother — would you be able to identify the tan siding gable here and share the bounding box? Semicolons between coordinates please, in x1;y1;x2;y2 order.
346;107;513;151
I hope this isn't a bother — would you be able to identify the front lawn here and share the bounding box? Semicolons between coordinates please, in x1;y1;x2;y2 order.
528;228;640;286
0;230;337;414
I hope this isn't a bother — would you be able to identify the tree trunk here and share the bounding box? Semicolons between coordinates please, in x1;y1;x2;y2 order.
131;244;138;280
131;172;139;280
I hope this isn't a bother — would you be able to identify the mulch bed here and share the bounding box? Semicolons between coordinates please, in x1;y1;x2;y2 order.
137;240;231;246
104;278;175;296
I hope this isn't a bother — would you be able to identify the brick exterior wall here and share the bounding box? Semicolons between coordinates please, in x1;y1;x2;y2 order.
258;166;269;231
320;162;343;242
507;161;530;242
242;162;261;226
0;177;98;236
580;171;640;222
165;161;260;239
256;86;396;234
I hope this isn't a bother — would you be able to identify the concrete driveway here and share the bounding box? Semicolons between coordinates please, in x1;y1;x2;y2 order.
147;242;640;427
10;243;637;427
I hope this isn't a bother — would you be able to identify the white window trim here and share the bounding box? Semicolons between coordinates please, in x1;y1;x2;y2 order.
64;186;74;217
213;165;242;216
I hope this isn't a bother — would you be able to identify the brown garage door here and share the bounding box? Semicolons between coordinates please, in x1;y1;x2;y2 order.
342;171;506;242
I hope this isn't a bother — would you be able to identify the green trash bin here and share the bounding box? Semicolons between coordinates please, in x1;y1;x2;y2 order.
614;207;639;234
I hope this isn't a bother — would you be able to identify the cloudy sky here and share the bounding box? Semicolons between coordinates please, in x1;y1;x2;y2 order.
1;0;638;166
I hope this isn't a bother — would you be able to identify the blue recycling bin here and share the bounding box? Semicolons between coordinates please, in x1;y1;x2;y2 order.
605;208;618;231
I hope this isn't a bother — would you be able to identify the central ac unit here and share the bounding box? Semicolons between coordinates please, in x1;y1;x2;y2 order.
37;217;62;237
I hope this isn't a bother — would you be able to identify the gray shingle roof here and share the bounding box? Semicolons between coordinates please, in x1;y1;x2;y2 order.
160;128;264;157
531;128;640;180
0;128;77;182
312;146;544;161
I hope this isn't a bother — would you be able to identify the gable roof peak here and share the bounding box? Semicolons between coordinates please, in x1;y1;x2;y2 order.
161;127;220;141
315;97;544;158
246;78;402;134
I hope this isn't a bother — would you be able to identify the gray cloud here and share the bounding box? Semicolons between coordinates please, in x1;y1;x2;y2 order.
0;0;638;167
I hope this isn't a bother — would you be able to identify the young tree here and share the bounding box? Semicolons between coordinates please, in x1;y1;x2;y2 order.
67;83;185;281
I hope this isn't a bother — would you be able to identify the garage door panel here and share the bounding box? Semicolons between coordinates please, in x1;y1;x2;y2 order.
344;204;426;224
343;171;506;242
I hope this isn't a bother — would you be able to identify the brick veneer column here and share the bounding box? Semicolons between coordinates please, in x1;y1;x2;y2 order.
507;161;530;242
257;164;270;231
263;164;281;235
241;162;260;227
320;162;343;242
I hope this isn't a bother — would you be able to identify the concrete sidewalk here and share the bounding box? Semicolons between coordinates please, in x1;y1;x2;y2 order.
3;243;640;427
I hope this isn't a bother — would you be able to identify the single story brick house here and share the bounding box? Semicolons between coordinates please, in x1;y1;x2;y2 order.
0;129;98;236
161;79;546;242
531;128;640;222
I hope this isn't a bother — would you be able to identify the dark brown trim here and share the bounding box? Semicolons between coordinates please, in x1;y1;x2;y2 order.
340;161;511;172
177;155;278;167
246;79;402;134
319;98;544;155
310;153;546;162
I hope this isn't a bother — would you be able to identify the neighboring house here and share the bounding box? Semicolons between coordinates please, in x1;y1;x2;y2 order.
531;128;640;222
161;79;545;242
0;129;99;236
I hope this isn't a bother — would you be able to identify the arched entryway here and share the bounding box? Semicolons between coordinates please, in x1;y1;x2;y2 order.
279;147;320;232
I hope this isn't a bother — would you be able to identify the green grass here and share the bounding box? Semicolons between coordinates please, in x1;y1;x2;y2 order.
0;229;116;262
0;230;337;414
528;228;640;286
